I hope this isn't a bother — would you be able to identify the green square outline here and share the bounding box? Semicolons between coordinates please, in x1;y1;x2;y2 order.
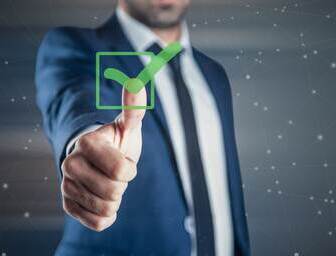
95;51;155;110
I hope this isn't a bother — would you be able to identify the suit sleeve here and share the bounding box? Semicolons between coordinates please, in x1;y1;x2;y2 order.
35;27;115;177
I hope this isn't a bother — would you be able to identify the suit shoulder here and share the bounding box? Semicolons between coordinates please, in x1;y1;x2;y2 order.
40;26;94;50
192;47;230;85
192;47;226;72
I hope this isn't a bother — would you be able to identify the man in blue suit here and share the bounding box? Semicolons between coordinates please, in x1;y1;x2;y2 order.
35;0;250;255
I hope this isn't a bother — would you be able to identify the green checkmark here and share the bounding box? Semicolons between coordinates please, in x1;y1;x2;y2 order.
103;42;182;94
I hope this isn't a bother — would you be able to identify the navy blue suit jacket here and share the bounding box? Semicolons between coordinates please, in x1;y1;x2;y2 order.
35;14;250;256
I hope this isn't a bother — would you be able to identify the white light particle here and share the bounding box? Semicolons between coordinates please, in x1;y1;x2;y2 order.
292;162;296;166
266;149;272;154
24;146;28;150
2;183;8;190
236;92;240;97
324;198;329;203
331;62;336;69
329;190;333;194
267;189;272;193
326;14;331;19
254;166;259;171
24;212;30;218
2;252;7;256
302;54;308;59
309;196;314;200
10;98;15;103
4;60;9;65
278;190;282;195
323;162;328;168
276;48;281;52
300;32;304;37
22;96;27;100
253;101;259;107
277;134;283;140
271;166;276;170
245;74;251;80
288;120;293;125
330;199;335;204
275;180;279;185
44;176;49;181
317;134;323;141
317;210;322;215
311;89;317;94
328;231;333;236
263;106;269;111
294;253;299;256
192;23;197;28
313;50;318;55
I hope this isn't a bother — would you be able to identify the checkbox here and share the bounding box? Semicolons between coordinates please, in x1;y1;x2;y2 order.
95;51;155;110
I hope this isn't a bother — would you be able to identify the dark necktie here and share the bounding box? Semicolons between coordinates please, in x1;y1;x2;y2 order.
147;43;216;256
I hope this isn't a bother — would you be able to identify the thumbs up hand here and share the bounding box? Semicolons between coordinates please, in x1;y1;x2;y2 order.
61;87;147;231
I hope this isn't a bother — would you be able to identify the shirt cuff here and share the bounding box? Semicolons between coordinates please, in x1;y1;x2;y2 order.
65;124;102;156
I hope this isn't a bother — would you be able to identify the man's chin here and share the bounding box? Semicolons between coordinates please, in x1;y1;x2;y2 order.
147;11;183;28
148;19;181;28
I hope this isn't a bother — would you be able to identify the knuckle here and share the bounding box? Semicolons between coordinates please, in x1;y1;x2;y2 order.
61;156;72;173
62;155;79;176
77;135;93;153
113;159;137;181
112;158;127;180
110;213;118;225
91;219;106;232
63;198;76;216
61;178;71;195
105;183;123;201
101;202;116;217
105;189;118;201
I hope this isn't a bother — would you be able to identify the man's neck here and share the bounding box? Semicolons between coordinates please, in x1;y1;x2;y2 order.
151;26;181;44
119;4;182;44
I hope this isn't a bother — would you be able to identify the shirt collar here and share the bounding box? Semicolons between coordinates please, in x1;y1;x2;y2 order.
116;6;191;54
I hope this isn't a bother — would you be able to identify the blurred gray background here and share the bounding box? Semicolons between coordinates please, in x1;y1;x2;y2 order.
0;0;336;255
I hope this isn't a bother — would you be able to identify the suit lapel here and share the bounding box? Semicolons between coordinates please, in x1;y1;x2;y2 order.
192;48;250;255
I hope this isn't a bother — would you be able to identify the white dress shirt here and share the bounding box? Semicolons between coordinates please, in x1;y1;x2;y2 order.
67;7;234;256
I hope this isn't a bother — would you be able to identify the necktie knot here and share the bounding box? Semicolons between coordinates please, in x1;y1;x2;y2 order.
146;42;182;75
